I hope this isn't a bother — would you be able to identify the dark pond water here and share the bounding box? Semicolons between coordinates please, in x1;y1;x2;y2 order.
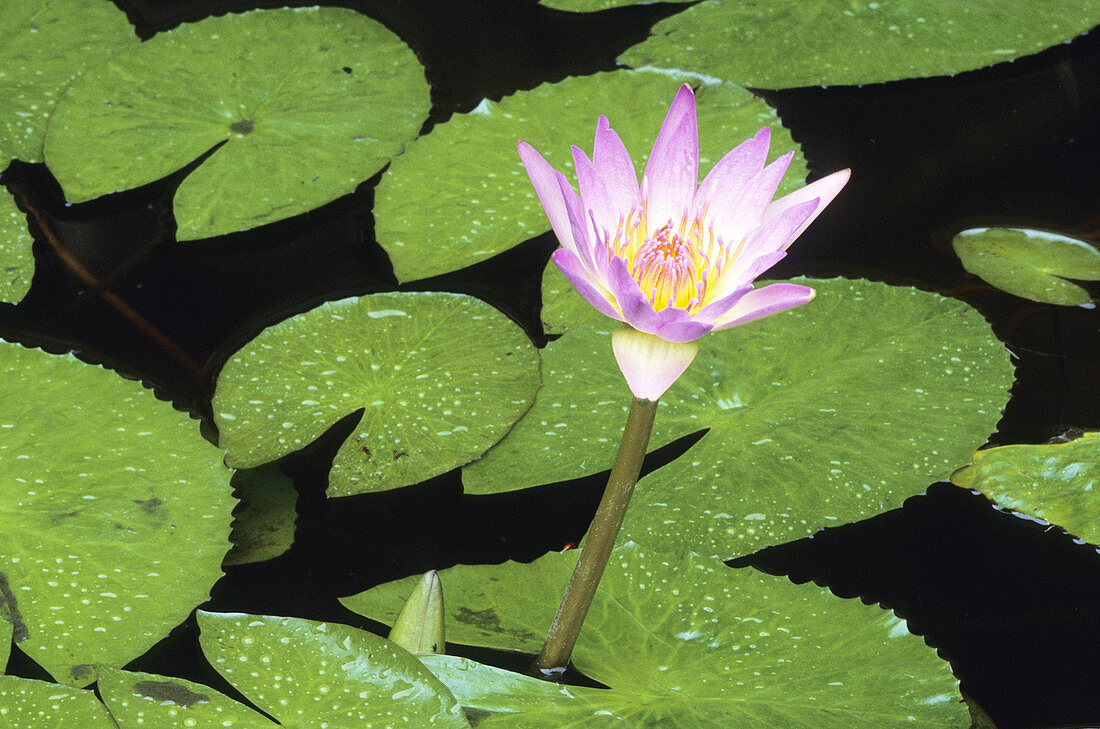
4;1;1100;727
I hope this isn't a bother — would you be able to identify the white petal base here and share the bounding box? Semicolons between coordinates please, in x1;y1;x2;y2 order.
612;327;699;401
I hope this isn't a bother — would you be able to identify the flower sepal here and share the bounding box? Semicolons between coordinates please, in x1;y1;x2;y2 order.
612;327;699;402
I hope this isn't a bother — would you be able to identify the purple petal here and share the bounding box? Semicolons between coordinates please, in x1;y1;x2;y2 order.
517;141;576;252
707;151;794;246
727;199;818;273
642;84;699;229
592;115;639;215
612;327;699;401
691;283;754;325
710;283;816;330
653;307;714;342
762;168;850;247
555;170;599;274
607;255;663;334
552;248;623;322
693;126;770;221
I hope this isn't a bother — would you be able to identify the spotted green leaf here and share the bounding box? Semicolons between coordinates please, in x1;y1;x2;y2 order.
98;667;275;728
224;463;298;567
375;69;806;282
0;343;234;685
952;227;1100;305
541;0;691;9
197;612;470;728
214;292;540;498
0;614;11;669
465;276;1014;559
0;188;33;303
0;0;137;163
0;677;116;727
44;7;429;240
951;432;1100;545
345;542;966;728
619;0;1100;88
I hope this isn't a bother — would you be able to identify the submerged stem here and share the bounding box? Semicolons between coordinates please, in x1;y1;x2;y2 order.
535;396;658;676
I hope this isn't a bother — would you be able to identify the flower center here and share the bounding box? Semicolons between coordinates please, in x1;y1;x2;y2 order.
605;203;730;314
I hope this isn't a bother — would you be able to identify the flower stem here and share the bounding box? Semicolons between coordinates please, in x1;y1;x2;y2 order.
535;396;658;676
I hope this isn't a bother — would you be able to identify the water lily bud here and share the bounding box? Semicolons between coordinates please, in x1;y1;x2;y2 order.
388;570;445;654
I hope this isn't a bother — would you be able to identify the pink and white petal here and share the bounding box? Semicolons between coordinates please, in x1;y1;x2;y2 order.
693;126;771;221
653;307;714;342
518;141;577;253
702;249;786;303
552;248;623;322
572;145;618;242
707;151;794;244
612;327;699;401
726;198;818;273
592;115;640;214
608;255;664;334
709;283;816;330
762;168;850;246
642;84;699;229
555;170;600;274
690;283;754;325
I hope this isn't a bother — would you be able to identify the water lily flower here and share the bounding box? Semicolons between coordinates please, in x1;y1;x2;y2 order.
518;84;849;401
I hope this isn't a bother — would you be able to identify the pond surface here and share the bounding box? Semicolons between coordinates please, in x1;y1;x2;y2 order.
3;1;1100;727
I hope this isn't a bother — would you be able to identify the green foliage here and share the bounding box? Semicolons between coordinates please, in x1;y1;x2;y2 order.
197;611;470;728
952;432;1100;545
466;275;1014;558
44;7;429;240
953;227;1100;305
224;463;298;567
618;0;1100;88
375;70;807;282
345;542;967;727
0;676;116;727
0;343;234;685
0;0;137;163
0;189;33;303
214;292;540;498
98;667;276;728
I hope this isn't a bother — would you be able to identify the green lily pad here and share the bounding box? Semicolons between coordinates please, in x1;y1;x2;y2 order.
465;276;1014;559
0;676;116;727
0;187;32;303
345;542;966;727
0;343;234;685
44;6;429;240
197;611;470;728
541;0;691;9
618;1;1100;88
1;0;137;163
952;227;1100;305
375;69;807;282
98;667;275;728
951;432;1100;545
224;463;298;567
214;292;540;498
0;614;11;668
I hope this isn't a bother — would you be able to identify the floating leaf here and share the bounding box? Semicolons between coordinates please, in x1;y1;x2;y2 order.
345;542;966;727
0;343;233;685
952;227;1100;305
0;676;116;727
197;612;470;728
0;187;32;303
214;292;540;498
44;7;429;240
465;276;1014;559
0;0;137;163
618;1;1100;88
0;614;11;669
98;667;275;728
224;463;298;567
952;432;1100;545
542;0;691;9
375;70;806;282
